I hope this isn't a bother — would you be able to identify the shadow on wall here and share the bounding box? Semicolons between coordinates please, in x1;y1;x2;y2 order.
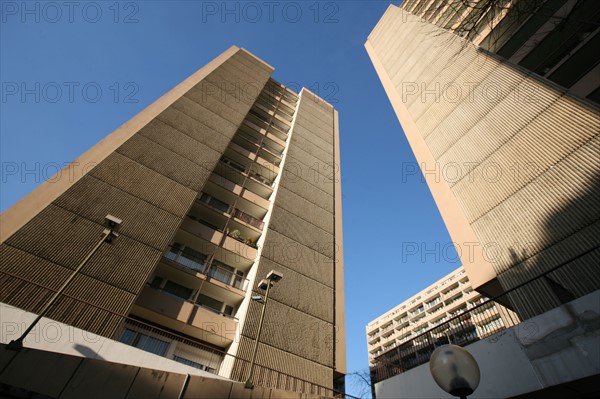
74;343;105;361
497;165;600;320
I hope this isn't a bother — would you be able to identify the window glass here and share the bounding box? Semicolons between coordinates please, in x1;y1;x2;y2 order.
197;294;223;313
163;281;192;300
173;355;205;370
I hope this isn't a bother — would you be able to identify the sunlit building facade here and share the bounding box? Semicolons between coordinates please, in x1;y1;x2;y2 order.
365;2;599;397
0;46;345;395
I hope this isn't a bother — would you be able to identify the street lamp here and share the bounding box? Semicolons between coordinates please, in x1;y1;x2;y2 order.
6;214;122;351
245;269;283;389
429;344;480;399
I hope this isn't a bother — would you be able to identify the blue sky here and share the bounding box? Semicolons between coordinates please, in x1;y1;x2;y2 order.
1;1;460;396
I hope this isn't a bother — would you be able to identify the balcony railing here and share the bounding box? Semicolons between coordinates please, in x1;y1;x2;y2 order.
219;157;274;187
164;246;206;273
163;246;249;292
232;208;264;230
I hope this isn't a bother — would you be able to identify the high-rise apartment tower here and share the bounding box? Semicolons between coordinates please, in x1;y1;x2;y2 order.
366;1;599;321
0;46;346;395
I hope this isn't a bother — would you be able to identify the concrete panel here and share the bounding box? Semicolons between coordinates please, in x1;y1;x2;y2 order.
156;107;232;154
126;369;187;399
233;336;333;389
60;358;139;399
290;123;333;158
281;153;334;197
241;298;334;367
261;230;334;288
230;383;269;398
254;257;334;323
288;129;335;168
279;173;333;214
184;375;233;399
90;152;197;218
203;67;266;105
138;119;221;170
53;175;182;251
185;85;247;124
192;78;256;115
171;96;239;140
273;187;333;234
268;206;334;260
269;388;304;399
116;134;211;191
450;96;599;222
0;348;83;398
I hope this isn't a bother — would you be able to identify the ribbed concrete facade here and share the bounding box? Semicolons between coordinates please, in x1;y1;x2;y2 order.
230;90;342;389
0;47;345;394
366;5;600;320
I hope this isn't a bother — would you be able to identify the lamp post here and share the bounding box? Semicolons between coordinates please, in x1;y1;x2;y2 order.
245;269;283;389
6;215;122;351
429;344;480;399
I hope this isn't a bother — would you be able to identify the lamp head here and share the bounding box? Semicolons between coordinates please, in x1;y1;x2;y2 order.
104;214;122;231
258;279;270;290
266;270;283;283
429;344;480;397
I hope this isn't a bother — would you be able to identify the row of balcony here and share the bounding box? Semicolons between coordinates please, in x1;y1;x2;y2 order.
197;192;264;232
128;80;298;355
163;245;250;292
369;289;475;339
179;216;258;263
132;284;238;347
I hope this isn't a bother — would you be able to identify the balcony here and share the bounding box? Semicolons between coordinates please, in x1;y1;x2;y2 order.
179;217;257;262
234;130;283;165
208;172;270;213
232;208;264;231
225;143;280;179
241;119;287;148
163;246;249;293
195;193;264;236
181;216;223;245
132;286;237;347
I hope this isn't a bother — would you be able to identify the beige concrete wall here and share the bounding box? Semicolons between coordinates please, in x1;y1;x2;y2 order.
0;47;273;337
366;5;600;319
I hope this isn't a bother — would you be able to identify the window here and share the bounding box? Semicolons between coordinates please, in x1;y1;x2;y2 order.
119;329;169;356
179;246;207;271
149;276;163;289
163;281;192;300
173;355;205;370
197;294;224;314
223;305;234;316
208;261;235;286
199;193;231;214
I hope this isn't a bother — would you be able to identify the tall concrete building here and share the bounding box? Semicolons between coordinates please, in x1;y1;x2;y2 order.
365;2;599;397
366;1;599;320
0;46;346;395
366;266;517;368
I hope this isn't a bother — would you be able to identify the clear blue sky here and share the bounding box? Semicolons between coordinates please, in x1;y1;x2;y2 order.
0;1;459;396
